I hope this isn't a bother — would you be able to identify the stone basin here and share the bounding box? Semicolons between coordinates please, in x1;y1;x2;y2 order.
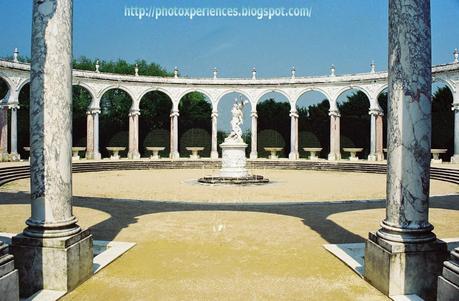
146;147;165;160
264;147;283;159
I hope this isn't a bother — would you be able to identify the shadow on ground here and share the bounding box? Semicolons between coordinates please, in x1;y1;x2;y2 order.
0;192;458;245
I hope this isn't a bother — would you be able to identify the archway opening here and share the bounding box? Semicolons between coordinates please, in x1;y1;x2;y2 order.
100;88;132;158
0;77;8;100
217;92;252;157
72;86;92;156
337;89;371;159
257;92;290;158
296;91;331;159
432;81;454;159
139;91;173;158
178;92;212;158
18;83;30;158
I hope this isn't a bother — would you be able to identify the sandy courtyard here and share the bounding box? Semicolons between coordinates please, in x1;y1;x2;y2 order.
0;169;457;300
1;169;457;203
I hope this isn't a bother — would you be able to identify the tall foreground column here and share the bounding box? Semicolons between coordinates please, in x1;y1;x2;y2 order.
364;1;446;300
211;112;218;159
328;110;341;161
0;106;9;161
451;103;459;163
128;110;140;159
170;110;179;159
11;0;93;297
289;111;299;160
250;111;258;159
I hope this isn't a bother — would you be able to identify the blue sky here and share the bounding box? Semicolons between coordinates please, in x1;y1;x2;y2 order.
1;0;458;131
1;0;458;78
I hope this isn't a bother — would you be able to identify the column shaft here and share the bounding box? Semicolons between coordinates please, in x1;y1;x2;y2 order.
93;111;101;159
0;106;8;160
452;105;459;163
328;112;341;160
10;106;19;160
128;112;140;159
375;114;384;161
211;112;218;159
85;112;94;159
378;0;434;243
289;112;299;160
250;112;258;159
170;111;179;159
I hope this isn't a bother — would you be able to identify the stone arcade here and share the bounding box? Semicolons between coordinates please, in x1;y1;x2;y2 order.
0;0;458;300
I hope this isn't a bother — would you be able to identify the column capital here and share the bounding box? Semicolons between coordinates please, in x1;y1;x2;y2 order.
211;112;218;118
129;109;140;116
452;103;459;111
369;108;384;116
329;110;341;117
289;111;299;118
251;111;258;118
8;103;20;110
88;107;101;115
170;110;179;117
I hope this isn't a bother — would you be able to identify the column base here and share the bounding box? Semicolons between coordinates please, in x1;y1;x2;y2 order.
9;152;20;162
170;152;180;160
11;229;93;298
364;232;447;301
93;152;102;160
450;155;459;164
328;153;341;161
0;243;19;301
210;151;219;159
250;152;258;159
288;152;299;160
0;152;9;162
128;151;141;160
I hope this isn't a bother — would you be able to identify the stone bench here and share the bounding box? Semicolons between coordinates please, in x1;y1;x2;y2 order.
72;147;86;161
343;148;364;161
264;147;283;159
106;147;126;160
186;147;205;159
146;147;165;160
303;147;322;161
431;148;448;164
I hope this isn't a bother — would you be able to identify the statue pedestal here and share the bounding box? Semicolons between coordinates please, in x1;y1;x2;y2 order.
220;141;248;178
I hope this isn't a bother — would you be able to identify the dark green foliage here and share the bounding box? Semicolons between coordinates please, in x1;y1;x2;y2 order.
258;129;286;158
432;87;453;157
298;99;330;158
0;78;8;100
73;86;91;148
18;84;30;158
179;128;211;157
298;131;321;158
339;91;370;157
108;131;129;157
179;93;212;132
143;129;170;157
257;99;291;156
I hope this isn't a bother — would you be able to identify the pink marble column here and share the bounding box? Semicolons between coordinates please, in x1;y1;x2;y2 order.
170;110;179;159
128;110;140;159
85;111;94;159
289;111;299;160
210;112;218;159
250;111;258;159
328;110;341;161
0;106;8;160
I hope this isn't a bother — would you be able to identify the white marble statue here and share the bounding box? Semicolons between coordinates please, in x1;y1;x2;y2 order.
226;98;248;143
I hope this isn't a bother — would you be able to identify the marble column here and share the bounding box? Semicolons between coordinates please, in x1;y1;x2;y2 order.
170;110;179;159
0;242;19;301
9;105;20;161
364;1;447;300
11;0;93;297
0;106;9;161
93;109;101;160
450;103;459;163
128;109;140;159
375;113;384;161
210;111;218;159
250;111;258;159
289;110;299;160
368;109;384;161
328;110;341;161
85;111;94;159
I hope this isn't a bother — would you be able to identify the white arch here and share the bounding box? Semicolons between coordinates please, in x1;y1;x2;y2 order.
256;89;291;105
216;89;254;111
177;88;214;104
137;87;174;104
0;74;14;92
335;86;372;104
295;88;332;108
432;77;456;95
97;85;135;107
72;82;97;101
